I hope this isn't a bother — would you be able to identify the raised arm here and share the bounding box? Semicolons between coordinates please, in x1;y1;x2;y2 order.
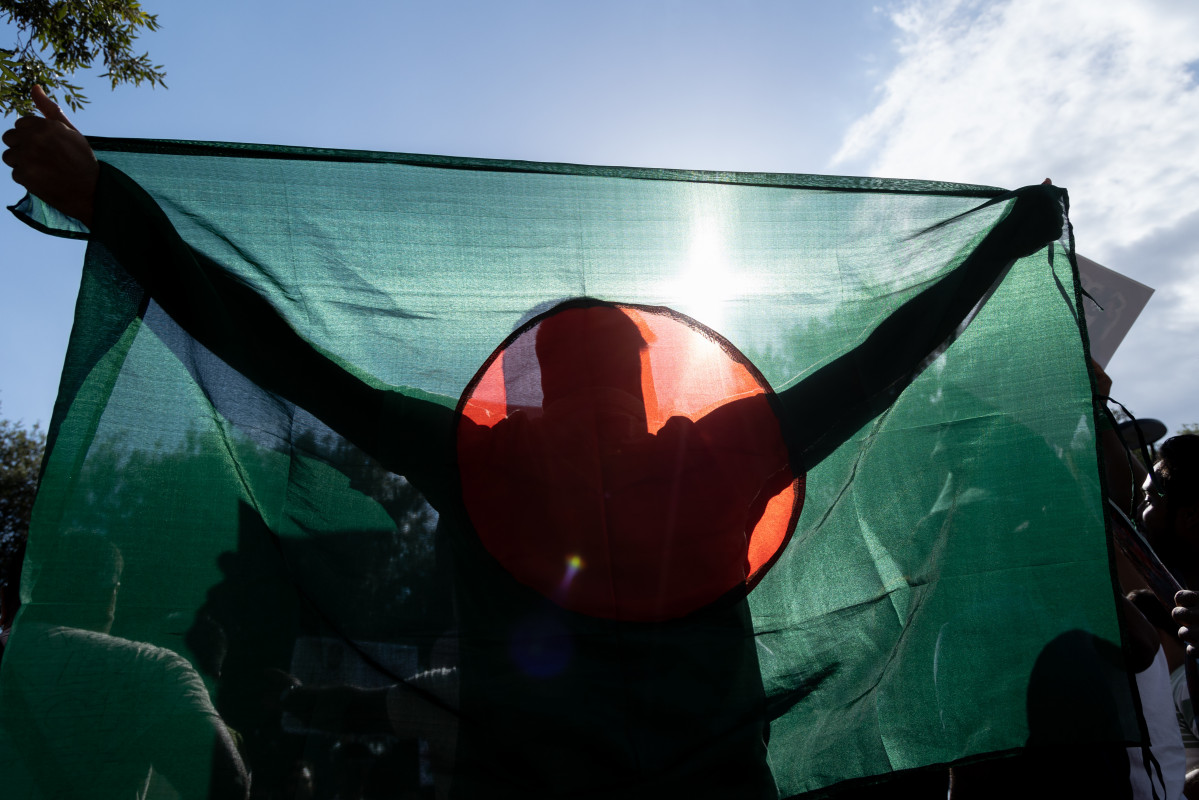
3;91;459;510
774;184;1065;475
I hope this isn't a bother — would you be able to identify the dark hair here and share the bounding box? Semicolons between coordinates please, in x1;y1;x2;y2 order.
1127;588;1173;633
1158;434;1199;507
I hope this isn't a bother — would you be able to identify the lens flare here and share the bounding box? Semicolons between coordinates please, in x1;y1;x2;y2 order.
556;553;584;599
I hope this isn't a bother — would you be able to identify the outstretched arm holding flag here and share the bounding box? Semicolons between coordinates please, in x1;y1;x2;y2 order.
775;182;1064;474
4;88;462;509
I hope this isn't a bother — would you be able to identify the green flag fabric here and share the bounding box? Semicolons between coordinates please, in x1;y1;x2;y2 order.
1;139;1133;799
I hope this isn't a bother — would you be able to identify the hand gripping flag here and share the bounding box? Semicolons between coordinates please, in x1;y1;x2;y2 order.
1;140;1136;799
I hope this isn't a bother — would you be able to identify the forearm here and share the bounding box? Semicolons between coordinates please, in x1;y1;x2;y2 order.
776;184;1065;474
90;163;371;413
89;162;459;502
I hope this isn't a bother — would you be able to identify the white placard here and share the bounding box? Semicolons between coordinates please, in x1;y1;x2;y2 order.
1076;254;1155;368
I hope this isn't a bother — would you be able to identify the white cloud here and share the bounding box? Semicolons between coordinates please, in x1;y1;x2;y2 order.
835;0;1199;249
834;0;1199;430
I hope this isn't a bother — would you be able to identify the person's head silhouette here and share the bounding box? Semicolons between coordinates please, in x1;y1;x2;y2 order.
534;303;647;405
531;304;650;446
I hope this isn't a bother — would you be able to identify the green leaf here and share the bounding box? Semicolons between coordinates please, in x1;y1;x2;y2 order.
1;0;167;110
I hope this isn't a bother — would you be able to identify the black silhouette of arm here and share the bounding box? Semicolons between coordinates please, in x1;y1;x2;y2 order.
89;162;460;510
775;184;1065;475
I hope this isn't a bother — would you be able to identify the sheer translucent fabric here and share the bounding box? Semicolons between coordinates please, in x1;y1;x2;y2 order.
1;139;1132;799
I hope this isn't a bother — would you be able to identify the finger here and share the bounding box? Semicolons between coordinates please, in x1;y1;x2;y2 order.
6;117;43;142
32;85;76;131
12;115;44;130
1177;590;1199;605
1180;605;1199;624
1179;623;1199;645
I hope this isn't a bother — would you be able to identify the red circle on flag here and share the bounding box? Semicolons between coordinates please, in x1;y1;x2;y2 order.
456;301;803;622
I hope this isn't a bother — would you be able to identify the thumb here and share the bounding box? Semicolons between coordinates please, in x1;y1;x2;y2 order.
32;85;77;131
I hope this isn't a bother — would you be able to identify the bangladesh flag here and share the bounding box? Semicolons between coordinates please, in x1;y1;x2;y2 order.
0;140;1135;799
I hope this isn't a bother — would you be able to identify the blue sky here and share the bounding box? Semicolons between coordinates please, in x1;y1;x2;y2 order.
3;0;1197;435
